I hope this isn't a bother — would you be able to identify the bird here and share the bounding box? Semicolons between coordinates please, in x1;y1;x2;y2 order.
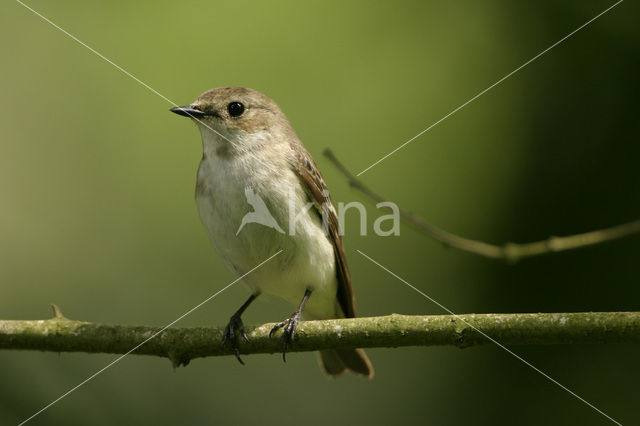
170;87;373;377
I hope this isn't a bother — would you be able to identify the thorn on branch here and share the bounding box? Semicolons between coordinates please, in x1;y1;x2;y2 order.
50;303;65;319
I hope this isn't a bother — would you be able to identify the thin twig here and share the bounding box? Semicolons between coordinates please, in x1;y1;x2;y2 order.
323;149;640;262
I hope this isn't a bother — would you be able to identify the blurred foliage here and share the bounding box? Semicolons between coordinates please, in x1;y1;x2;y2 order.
1;0;638;424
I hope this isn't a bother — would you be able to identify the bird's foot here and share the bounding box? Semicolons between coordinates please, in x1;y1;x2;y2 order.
221;314;249;365
269;311;302;362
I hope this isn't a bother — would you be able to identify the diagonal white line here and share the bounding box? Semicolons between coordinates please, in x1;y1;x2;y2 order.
18;250;282;425
14;0;281;176
356;249;622;426
15;0;179;117
357;0;624;176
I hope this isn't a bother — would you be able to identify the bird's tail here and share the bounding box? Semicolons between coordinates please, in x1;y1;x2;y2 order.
319;348;374;378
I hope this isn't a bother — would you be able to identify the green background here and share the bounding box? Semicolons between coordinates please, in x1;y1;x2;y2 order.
1;1;638;424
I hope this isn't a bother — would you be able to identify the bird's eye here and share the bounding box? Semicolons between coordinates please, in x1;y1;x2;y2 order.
227;102;245;117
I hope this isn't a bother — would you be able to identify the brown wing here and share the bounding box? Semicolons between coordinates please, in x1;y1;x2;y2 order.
290;146;357;318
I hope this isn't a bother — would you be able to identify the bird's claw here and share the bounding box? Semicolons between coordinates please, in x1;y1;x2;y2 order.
269;312;301;362
221;314;249;365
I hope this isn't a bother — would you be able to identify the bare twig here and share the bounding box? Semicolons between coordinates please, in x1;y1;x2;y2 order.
323;149;640;262
1;311;638;367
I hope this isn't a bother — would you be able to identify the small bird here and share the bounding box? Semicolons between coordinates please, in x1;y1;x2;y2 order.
170;87;373;377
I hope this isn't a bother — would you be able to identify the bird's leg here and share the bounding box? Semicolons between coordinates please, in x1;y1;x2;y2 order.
269;288;312;362
222;293;259;365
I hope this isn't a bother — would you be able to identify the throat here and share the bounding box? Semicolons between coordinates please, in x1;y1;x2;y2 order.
199;125;236;159
213;143;231;157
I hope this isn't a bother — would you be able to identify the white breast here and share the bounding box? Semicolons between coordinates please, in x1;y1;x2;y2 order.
194;127;340;319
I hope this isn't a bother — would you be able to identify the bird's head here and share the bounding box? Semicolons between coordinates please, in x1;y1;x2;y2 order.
171;87;296;152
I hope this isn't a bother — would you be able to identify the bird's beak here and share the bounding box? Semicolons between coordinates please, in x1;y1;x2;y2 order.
170;105;206;118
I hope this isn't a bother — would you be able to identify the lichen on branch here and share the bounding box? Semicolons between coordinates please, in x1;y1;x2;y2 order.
1;307;638;368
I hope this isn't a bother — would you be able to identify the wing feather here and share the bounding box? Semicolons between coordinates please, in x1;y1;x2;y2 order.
290;147;356;318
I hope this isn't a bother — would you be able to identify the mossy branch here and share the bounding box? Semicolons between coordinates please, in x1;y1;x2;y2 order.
323;149;640;262
1;306;638;367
